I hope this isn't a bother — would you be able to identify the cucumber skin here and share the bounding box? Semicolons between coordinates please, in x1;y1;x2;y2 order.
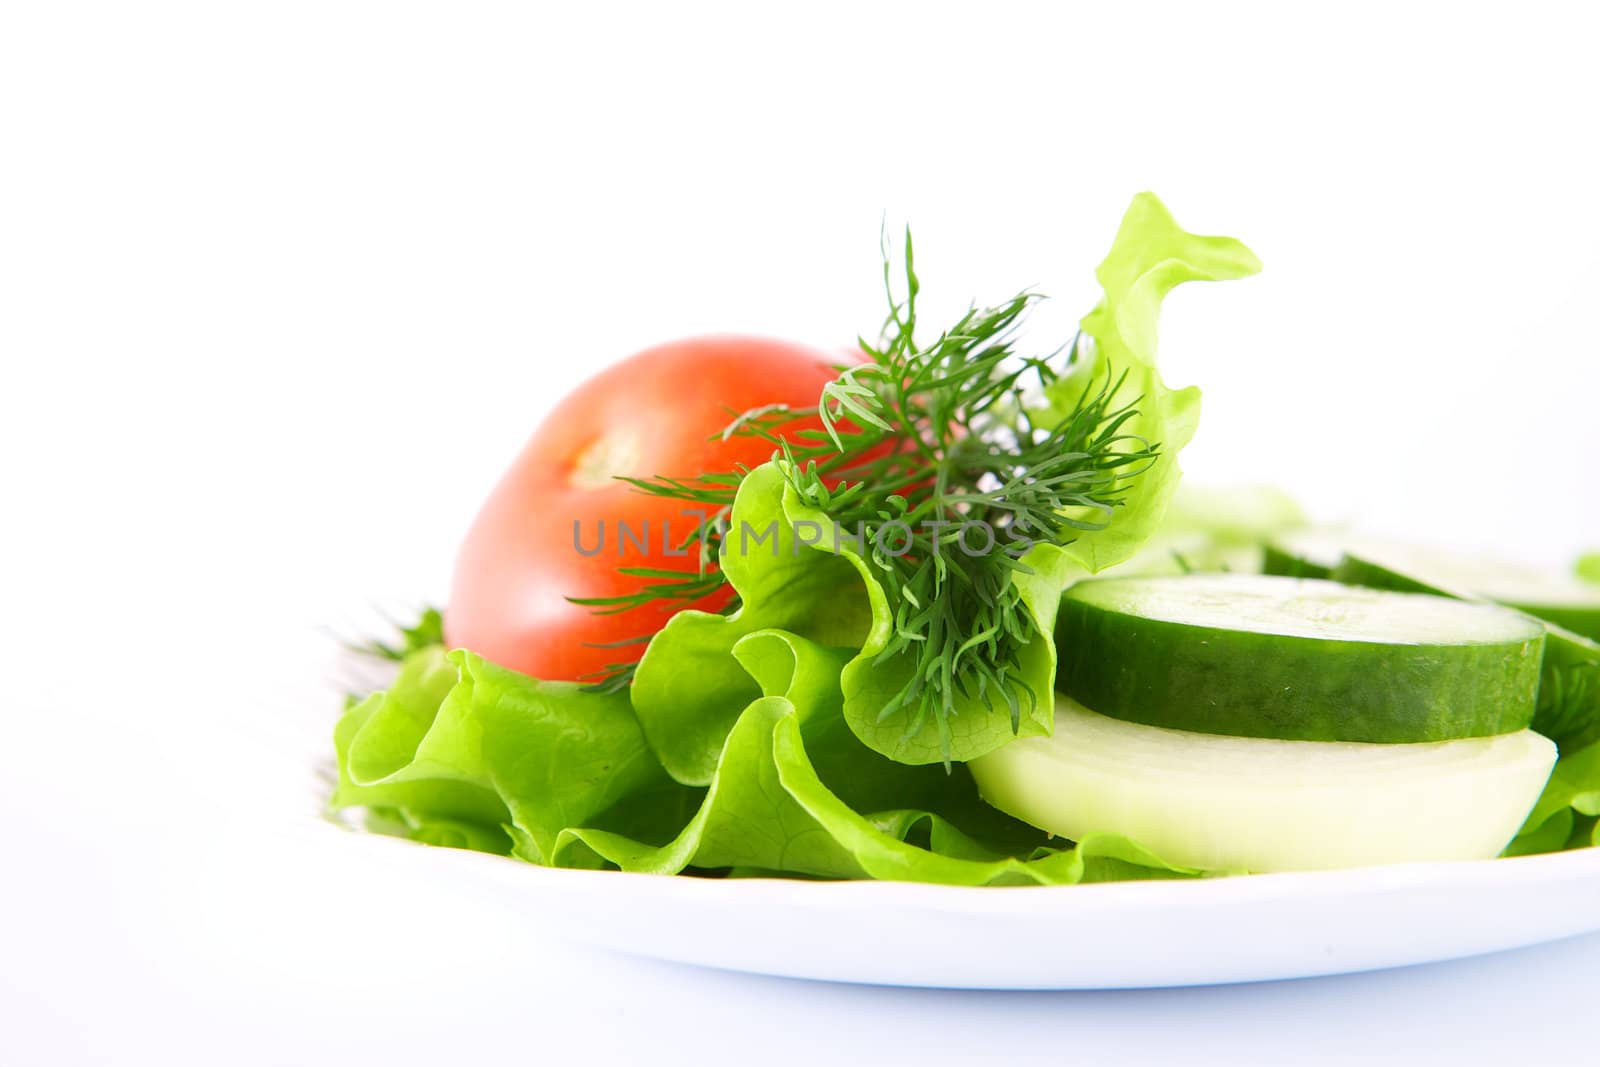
1261;542;1333;580
1334;554;1600;641
1506;603;1600;644
1333;554;1600;751
1055;592;1543;743
1329;555;1441;596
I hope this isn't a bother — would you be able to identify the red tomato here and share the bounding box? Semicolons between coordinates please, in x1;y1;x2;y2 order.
446;336;844;681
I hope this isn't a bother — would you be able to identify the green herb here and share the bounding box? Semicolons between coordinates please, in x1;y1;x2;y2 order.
346;605;444;662
599;232;1156;756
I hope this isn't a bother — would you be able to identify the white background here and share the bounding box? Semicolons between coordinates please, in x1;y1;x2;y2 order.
2;3;1598;1064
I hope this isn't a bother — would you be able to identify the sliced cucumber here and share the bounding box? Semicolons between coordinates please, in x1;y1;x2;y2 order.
970;696;1557;873
1260;529;1352;580
1261;546;1327;579
1331;544;1600;642
1057;574;1544;743
1333;546;1600;751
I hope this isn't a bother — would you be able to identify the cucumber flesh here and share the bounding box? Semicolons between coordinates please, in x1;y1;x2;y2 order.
1057;574;1544;743
971;696;1558;873
1330;543;1600;642
1334;548;1600;751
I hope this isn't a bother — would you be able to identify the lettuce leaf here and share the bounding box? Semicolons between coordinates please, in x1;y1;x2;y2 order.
1508;738;1600;855
1579;553;1600;583
332;649;510;842
630;462;872;785
1042;192;1261;574
357;806;515;855
552;633;876;876
331;633;1195;885
1527;626;1600;755
644;629;1192;883
334;647;694;863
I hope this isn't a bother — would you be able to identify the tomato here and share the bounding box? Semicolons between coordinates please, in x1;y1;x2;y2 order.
445;336;844;681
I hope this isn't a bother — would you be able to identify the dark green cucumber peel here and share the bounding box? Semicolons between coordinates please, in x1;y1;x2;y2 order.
1332;552;1600;642
1328;554;1442;596
1055;576;1544;744
1501;603;1600;644
1333;553;1600;752
1261;542;1332;579
1261;531;1349;581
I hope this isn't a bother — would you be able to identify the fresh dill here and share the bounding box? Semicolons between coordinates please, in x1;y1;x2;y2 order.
346;605;445;662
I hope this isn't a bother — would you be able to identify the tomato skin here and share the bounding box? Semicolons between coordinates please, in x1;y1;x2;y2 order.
445;336;843;681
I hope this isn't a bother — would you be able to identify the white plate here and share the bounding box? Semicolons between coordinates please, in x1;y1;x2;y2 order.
341;827;1600;989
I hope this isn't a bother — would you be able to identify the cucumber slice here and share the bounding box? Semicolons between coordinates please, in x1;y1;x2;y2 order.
970;696;1557;873
1331;544;1600;642
1057;574;1544;743
1260;529;1350;580
1333;547;1600;751
1261;545;1327;579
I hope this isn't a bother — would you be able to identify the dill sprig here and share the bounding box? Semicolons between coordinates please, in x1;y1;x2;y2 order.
582;232;1157;754
346;606;445;662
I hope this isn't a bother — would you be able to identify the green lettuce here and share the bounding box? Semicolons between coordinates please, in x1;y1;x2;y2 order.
332;649;510;847
1530;627;1600;754
1579;553;1600;583
331;633;1195;885
335;647;690;863
1042;192;1262;574
629;463;872;785
550;631;927;878
1508;738;1600;855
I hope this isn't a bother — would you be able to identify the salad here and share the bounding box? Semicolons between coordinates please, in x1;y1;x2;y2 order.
329;194;1600;885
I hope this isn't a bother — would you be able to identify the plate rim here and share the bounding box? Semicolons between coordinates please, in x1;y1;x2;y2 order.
338;820;1600;910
